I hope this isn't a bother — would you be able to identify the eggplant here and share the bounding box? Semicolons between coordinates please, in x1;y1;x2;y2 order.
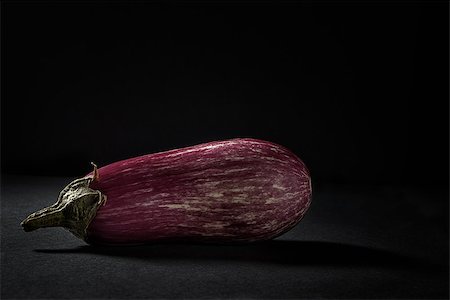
21;138;312;245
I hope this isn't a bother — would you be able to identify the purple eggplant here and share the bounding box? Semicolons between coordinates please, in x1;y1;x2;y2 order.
22;138;312;245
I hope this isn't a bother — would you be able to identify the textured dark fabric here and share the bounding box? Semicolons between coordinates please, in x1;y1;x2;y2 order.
1;175;448;299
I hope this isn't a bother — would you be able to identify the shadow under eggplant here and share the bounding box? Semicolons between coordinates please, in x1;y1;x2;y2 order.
34;239;445;272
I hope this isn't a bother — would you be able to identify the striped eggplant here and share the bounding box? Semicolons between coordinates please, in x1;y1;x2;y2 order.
21;138;312;245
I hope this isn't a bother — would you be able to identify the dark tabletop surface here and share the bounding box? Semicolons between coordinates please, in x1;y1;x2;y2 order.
1;175;448;299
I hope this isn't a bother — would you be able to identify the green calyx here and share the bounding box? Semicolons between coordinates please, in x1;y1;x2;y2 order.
21;164;106;241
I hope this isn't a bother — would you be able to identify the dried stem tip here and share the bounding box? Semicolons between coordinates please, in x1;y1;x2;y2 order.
21;171;106;240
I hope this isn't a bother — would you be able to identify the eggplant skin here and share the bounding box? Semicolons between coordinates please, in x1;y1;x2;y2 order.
87;138;312;245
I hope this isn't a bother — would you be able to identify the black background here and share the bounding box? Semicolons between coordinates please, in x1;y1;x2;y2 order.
2;1;448;186
1;1;449;299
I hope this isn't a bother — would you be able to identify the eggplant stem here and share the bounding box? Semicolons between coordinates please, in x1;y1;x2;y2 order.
91;162;99;182
21;207;65;232
20;176;106;241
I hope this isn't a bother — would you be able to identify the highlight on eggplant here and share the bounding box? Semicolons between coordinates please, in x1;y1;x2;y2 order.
21;138;312;245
